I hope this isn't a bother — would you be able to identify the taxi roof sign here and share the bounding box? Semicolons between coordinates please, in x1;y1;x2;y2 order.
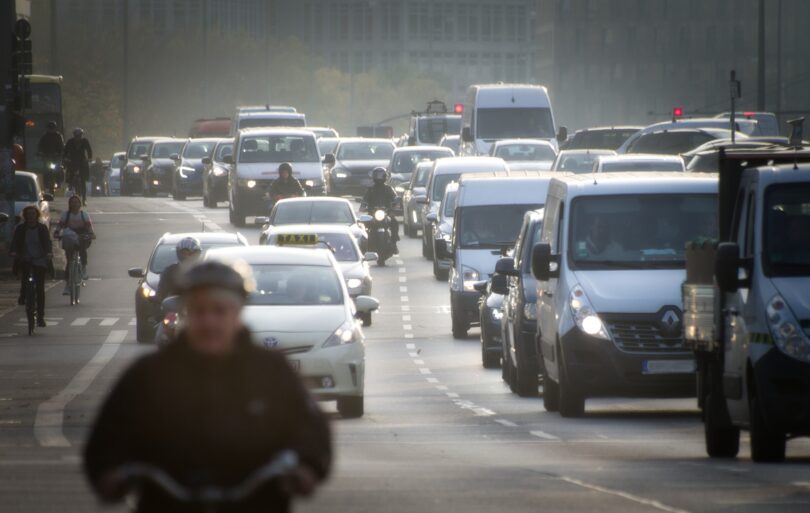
275;233;319;246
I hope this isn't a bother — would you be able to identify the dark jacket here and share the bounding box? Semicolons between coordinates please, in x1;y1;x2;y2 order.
156;262;181;302
37;131;65;158
362;183;397;211
11;222;54;275
269;178;304;199
64;137;93;175
84;329;332;513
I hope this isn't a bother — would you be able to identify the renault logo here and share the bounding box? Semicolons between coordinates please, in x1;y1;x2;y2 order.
660;309;681;336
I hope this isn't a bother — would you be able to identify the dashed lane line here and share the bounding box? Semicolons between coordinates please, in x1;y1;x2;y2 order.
530;430;561;441
495;419;518;427
34;330;127;447
557;475;691;513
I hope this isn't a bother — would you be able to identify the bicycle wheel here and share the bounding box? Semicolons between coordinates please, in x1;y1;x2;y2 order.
25;278;36;335
69;257;81;305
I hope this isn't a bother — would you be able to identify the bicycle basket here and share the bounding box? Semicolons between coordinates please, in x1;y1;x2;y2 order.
61;229;80;251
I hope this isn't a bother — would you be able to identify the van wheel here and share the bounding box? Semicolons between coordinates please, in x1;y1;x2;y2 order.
515;336;539;397
230;203;245;227
543;374;560;412
451;306;468;338
704;392;740;458
136;317;153;344
558;358;585;417
337;396;364;418
750;397;786;462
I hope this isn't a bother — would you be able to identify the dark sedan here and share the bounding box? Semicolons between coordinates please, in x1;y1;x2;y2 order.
172;138;218;200
143;138;185;196
202;138;233;207
325;138;395;196
122;136;168;196
474;277;506;371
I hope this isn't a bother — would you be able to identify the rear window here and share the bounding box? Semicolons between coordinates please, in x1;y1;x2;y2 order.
272;201;354;225
239;117;306;129
628;132;714;155
149;242;240;274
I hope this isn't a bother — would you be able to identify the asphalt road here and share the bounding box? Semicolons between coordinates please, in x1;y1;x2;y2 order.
1;195;809;513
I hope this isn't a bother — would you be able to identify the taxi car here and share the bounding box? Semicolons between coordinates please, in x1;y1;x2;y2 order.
262;224;378;324
128;232;248;343
257;197;367;248
204;245;379;418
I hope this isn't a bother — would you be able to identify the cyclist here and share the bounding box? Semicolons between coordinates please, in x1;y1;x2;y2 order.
156;236;202;302
57;195;95;294
10;206;53;327
362;167;400;254
37;121;65;191
84;261;332;511
63;127;93;205
268;162;304;210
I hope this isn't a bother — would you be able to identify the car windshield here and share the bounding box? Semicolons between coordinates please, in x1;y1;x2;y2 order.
494;144;556;162
318;138;339;156
521;221;544;272
568;130;638;150
417;117;462;144
239;135;319;163
336;142;394;161
765;184;810;276
152;141;185;158
570;194;717;269
413;166;431;187
149;242;239;274
127;141;153;159
476;108;554;140
556;153;606;173
183;141;217;159
601;160;684;172
392;151;449;174
215;142;233;162
628;132;714;155
272;202;354;225
270;233;358;262
248;264;343;306
458;204;541;249
431;173;460;201
239;117;306;129
15;176;37;202
443;190;458;217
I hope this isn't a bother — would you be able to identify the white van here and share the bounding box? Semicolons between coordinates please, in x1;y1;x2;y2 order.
531;173;718;417
461;83;561;156
227;128;323;226
231;111;306;135
438;173;555;338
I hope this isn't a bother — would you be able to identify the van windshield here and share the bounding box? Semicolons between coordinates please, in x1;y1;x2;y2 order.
239;117;305;129
476;108;554;140
443;190;458;218
417;117;462;144
569;194;717;269
239;135;319;163
765;184;810;276
458;204;542;249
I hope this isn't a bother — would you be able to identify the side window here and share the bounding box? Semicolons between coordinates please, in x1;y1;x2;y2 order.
744;191;756;258
732;187;748;247
540;197;558;245
513;220;528;267
554;202;565;254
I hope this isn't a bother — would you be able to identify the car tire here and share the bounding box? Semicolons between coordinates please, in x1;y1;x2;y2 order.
750;397;786;462
360;312;372;327
136;316;153;343
451;304;468;339
542;372;560;412
422;232;433;260
514;333;539;397
202;192;210;207
480;322;500;369
433;257;449;281
230;202;245;227
704;392;740;458
337;396;364;418
173;189;186;201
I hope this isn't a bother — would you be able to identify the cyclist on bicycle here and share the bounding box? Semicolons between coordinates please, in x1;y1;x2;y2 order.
84;261;331;511
57;195;95;295
63;127;93;205
37;121;64;191
156;236;202;302
10;206;53;327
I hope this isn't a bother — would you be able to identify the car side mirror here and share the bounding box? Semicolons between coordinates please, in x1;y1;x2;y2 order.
462;126;473;142
556;126;569;143
490;274;509;295
715;242;741;292
363;252;378;262
0;212;9;224
472;280;488;294
358;214;373;224
161;295;182;313
323;153;336;165
355;295;379;313
495;256;518;276
128;267;145;278
41;193;54;202
413;187;426;196
531;243;558;281
254;216;269;226
222;155;233;165
425;212;437;223
138;154;150;161
435;239;453;261
170;154;180;161
202;157;212;165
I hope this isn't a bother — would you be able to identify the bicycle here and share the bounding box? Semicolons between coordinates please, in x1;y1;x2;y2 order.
56;231;91;306
120;450;299;511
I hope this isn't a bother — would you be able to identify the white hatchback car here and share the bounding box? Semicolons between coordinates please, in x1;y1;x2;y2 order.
204;245;378;418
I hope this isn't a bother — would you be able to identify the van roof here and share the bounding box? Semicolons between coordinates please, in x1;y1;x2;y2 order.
551;172;718;198
470;83;551;108
237;127;316;138
238;111;305;119
432;156;509;175
748;163;810;186
457;174;556;207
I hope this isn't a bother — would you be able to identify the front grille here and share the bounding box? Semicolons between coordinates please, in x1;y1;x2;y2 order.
605;317;686;354
281;345;313;355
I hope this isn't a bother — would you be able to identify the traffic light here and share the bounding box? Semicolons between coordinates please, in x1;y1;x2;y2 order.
12;19;33;77
673;107;683;119
454;103;464;114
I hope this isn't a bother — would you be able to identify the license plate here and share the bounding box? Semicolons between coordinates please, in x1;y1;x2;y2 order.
642;360;695;375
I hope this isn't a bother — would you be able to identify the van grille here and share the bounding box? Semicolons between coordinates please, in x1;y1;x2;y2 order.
603;314;687;354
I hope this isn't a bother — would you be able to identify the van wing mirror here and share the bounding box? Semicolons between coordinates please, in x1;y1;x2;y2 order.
461;126;473;142
128;267;145;278
556;126;569;143
472;280;488;294
531;243;557;281
201;157;212;165
715;242;741;292
495;256;517;276
490;274;509;295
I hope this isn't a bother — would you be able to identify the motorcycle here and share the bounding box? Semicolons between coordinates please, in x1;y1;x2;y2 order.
361;207;394;267
43;158;63;196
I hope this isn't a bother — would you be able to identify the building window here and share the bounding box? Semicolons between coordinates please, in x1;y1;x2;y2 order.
482;5;492;41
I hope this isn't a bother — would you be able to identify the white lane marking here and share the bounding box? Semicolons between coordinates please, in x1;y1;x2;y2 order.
418;368;431;375
71;317;119;327
400;296;409;302
404;333;414;339
446;392;460;398
436;305;451;314
402;315;411;322
413;359;424;365
99;318;118;327
436;385;448;391
408;352;419;358
129;317;137;325
34;330;127;447
399;286;408;293
557;476;691;513
405;343;416;349
398;267;406;273
530;430;560;441
395;259;404;265
403;324;413;331
401;305;410;312
425;377;439;383
398;276;407;283
495;419;518;427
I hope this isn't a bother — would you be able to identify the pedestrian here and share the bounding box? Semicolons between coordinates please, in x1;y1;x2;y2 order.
10;205;53;327
63;127;93;205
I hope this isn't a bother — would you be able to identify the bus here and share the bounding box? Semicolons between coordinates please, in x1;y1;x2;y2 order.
19;75;64;173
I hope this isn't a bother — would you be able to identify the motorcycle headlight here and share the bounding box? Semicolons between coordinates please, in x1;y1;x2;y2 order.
346;278;363;290
491;308;504;321
374;209;386;222
523;302;538;321
767;295;810;363
48;162;56;170
322;321;357;347
140;282;156;299
569;285;609;340
132;165;141;173
178;166;195;178
304;179;316;187
462;266;480;292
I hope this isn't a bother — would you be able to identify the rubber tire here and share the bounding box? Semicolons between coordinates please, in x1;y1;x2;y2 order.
230;203;245;227
405;223;417;238
173;190;186;201
514;333;539;397
481;323;500;369
704;392;740;458
433;257;449;281
136;317;153;343
504;352;518;393
558;360;585;418
750;397;786;462
337;396;364;418
543;374;560;412
451;311;468;339
202;193;210;207
422;232;433;260
360;312;372;327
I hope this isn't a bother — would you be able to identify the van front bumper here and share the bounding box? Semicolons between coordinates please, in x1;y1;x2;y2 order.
560;328;695;398
753;348;810;435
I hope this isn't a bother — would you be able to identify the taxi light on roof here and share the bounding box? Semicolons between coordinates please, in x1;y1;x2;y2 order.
276;233;319;246
454;103;464;114
672;107;683;118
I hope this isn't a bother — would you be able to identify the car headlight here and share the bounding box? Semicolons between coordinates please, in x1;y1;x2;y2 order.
767;295;810;363
523;302;538;320
212;166;226;177
238;179;257;189
491;308;504;321
178;166;195;178
48;162;56;170
569;285;609;340
462;266;480;292
304;179;316;187
140;282;156;299
333;168;347;178
374;209;386;222
346;278;363;290
132;165;141;173
322;321;356;347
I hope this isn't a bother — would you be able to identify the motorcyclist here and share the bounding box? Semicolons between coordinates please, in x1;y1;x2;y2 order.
63;127;93;205
156;236;202;302
268;162;304;207
37;122;64;190
84;260;332;512
362;167;399;254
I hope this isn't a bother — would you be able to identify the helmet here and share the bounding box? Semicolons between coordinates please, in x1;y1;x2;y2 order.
175;236;202;258
278;162;292;176
73;127;84;137
371;167;387;184
47;121;57;130
176;260;252;300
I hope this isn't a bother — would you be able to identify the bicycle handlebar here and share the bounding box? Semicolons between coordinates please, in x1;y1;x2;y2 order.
120;450;299;503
